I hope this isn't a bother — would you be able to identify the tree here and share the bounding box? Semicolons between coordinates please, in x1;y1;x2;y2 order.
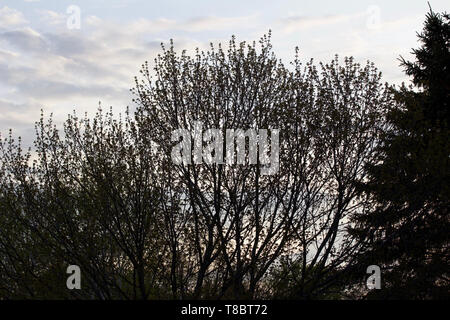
349;8;450;299
0;33;391;299
133;34;390;299
0;109;177;299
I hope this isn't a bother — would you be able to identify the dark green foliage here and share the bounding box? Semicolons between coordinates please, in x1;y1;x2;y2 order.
350;9;449;299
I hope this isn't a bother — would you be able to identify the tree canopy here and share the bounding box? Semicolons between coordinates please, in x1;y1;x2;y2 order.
0;8;448;300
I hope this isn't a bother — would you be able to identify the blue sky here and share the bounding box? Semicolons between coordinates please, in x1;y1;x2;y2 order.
0;0;448;145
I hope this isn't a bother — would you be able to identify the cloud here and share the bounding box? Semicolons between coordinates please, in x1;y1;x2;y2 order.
94;14;259;38
280;12;364;33
0;4;420;148
37;10;66;25
0;10;221;145
0;48;18;60
126;17;177;34
0;98;41;146
182;15;259;32
85;15;102;27
0;27;46;52
0;99;39;126
0;6;28;28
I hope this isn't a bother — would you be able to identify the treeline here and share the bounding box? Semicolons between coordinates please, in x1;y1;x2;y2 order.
0;10;448;300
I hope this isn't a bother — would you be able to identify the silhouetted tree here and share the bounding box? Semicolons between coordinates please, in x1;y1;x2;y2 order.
349;8;449;299
133;34;391;299
0;109;176;299
1;33;391;300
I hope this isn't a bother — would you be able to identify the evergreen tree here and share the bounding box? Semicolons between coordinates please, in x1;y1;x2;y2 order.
351;8;449;299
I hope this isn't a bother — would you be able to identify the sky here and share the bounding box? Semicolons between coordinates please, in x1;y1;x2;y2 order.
0;0;448;146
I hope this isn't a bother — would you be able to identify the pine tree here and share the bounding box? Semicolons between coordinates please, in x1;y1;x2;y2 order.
351;8;449;299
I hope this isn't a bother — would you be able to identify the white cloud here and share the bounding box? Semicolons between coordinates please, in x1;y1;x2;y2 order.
92;14;259;39
0;12;218;145
37;9;66;25
0;3;423;147
0;6;28;28
280;12;365;33
182;15;259;32
85;15;102;27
